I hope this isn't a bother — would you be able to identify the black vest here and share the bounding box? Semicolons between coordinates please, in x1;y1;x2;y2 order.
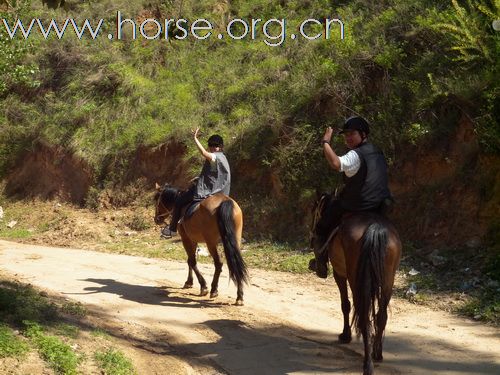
339;142;391;211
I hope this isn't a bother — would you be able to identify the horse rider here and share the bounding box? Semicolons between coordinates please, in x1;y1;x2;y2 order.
161;128;231;238
312;116;393;278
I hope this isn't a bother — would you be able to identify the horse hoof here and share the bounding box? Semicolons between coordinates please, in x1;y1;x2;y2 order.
200;288;209;296
210;291;218;299
183;283;193;289
234;299;244;306
363;362;374;375
308;258;317;272
338;332;352;344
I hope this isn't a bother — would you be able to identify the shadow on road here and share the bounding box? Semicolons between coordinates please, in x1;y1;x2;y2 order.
175;318;500;375
69;278;500;375
77;278;225;308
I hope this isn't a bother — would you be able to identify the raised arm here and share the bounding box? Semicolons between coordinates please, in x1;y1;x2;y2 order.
322;127;341;171
193;127;215;162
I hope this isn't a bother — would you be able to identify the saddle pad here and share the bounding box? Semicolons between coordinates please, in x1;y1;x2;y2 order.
183;200;201;221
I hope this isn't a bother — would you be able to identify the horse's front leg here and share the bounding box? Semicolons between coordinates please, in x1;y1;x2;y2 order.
333;270;352;343
183;264;194;289
179;232;207;295
187;254;208;296
207;244;223;299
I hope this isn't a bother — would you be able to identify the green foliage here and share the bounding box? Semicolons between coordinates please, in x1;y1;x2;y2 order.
94;348;136;375
433;0;498;65
0;280;58;325
243;241;312;273
24;321;80;375
458;289;500;324
0;1;40;95
0;227;33;239
54;323;80;339
90;328;111;339
127;213;151;231
85;186;101;211
60;301;86;317
0;324;29;358
0;0;498;238
483;215;500;281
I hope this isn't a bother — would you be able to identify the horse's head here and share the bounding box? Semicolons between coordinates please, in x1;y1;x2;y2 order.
153;183;180;225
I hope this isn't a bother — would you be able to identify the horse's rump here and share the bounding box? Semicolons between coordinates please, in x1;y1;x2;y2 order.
330;212;387;279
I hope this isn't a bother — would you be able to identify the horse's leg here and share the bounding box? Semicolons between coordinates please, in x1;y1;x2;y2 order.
234;213;244;307
188;254;209;296
362;323;374;375
207;243;223;299
181;238;194;289
180;233;207;294
333;270;352;343
372;296;389;362
184;264;194;289
235;280;244;306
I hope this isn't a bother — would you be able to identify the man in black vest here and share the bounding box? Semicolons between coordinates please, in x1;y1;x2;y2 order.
312;116;392;278
161;128;231;238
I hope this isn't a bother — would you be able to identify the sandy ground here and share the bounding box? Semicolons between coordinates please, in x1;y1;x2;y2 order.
0;239;499;375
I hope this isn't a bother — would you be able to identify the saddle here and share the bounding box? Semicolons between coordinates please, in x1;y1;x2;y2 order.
180;199;202;223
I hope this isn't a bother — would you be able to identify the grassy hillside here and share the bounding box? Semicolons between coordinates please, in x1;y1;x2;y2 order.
0;0;499;240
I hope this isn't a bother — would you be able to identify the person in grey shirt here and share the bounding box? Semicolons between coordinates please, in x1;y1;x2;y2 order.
161;128;231;238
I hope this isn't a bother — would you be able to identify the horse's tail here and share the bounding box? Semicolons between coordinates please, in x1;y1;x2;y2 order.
216;200;249;286
352;220;388;338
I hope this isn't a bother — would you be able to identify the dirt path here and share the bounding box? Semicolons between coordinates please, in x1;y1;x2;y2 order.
1;240;499;374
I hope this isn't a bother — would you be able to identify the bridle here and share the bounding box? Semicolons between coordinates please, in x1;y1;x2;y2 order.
310;195;328;245
154;190;170;223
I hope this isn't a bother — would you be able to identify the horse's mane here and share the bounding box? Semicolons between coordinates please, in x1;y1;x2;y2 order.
160;184;182;207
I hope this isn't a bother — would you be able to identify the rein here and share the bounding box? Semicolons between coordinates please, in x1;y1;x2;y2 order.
155;190;175;221
311;195;339;255
310;195;327;240
316;226;339;255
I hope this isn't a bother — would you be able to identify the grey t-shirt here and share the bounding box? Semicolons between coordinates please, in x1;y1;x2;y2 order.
194;152;231;199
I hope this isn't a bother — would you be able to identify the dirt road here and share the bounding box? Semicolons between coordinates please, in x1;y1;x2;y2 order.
1;240;499;374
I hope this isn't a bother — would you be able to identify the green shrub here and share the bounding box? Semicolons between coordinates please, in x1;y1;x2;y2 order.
94;348;136;375
24;321;80;375
0;324;29;358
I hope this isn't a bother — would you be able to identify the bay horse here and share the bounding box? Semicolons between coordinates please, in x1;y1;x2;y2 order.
310;194;401;375
154;183;248;305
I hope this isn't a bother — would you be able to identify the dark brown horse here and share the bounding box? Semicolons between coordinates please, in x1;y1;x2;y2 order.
154;183;248;305
311;194;401;375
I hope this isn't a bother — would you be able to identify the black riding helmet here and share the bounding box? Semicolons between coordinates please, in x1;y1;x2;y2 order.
208;134;224;147
339;116;370;136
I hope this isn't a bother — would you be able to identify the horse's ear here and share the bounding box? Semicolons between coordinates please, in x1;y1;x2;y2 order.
155;182;161;191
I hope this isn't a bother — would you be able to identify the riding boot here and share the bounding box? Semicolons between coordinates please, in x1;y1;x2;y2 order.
310;234;329;279
315;249;329;279
168;205;182;233
161;226;176;239
161;209;180;239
